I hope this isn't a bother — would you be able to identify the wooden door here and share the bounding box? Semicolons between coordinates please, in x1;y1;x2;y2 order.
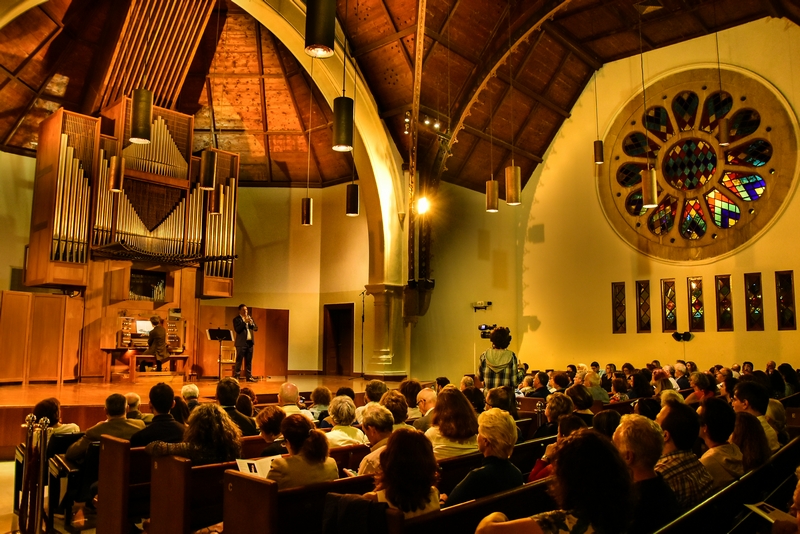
28;294;66;381
323;304;354;376
253;309;288;377
0;291;32;382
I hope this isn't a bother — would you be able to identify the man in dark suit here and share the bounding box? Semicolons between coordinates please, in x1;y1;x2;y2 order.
413;388;437;432
217;377;258;436
142;315;168;371
525;372;551;398
233;304;258;382
130;383;186;446
66;393;145;462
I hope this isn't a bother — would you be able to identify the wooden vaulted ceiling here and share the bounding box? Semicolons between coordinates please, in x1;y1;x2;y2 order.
1;0;799;193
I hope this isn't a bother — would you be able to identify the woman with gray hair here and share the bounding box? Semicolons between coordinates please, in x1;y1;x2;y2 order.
326;395;369;447
445;408;523;507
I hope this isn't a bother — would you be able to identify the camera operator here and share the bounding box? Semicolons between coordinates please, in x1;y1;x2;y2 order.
476;326;525;391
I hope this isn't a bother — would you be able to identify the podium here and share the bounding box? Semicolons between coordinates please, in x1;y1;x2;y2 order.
207;328;235;379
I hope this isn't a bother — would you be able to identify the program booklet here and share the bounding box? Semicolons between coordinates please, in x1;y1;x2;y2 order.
745;502;797;524
236;455;282;478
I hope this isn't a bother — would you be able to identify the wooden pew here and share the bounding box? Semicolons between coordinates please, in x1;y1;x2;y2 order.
519;397;545;412
97;436;150;534
241;435;267;458
509;436;555;477
149;456;237;534
223;470;376;534
386;478;556;533
605;398;637;415
515;418;532;441
328;444;370;476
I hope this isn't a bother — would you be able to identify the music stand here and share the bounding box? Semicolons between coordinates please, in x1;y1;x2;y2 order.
207;329;235;379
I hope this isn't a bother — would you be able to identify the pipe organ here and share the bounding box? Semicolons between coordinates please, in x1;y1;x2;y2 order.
26;98;240;298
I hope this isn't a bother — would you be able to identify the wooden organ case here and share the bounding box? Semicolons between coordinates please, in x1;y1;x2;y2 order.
21;99;240;382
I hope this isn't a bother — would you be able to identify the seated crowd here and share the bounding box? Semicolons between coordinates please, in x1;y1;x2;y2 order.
33;326;800;534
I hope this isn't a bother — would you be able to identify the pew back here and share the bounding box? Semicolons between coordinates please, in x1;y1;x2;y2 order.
240;435;266;459
97;436;150;534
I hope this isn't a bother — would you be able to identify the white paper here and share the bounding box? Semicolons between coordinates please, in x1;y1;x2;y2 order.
745;502;797;524
236;455;281;478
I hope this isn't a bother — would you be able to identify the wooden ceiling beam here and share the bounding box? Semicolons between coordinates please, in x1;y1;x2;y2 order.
462;124;542;163
422;27;479;64
352;26;416;58
408;0;427;188
541;21;602;70
421;0;464;67
609;5;656;50
374;0;414;72
495;71;570;118
254;22;273;183
193;124;331;135
187;72;286;79
205;77;219;148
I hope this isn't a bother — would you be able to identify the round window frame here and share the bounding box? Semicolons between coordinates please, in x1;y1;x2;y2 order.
598;66;799;264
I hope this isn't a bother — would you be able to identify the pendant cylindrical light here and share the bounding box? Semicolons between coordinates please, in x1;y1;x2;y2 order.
304;0;336;58
594;139;604;165
301;197;313;226
333;96;354;152
505;163;521;206
642;167;659;208
345;183;359;216
130;88;153;144
200;150;217;190
109;156;125;192
718;117;730;147
486;179;499;213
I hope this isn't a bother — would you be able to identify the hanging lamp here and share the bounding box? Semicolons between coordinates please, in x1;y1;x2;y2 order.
304;0;336;58
109;156;125;192
593;71;604;164
504;1;521;206
637;3;660;209
714;5;729;147
486;179;499;212
130;4;154;144
302;59;316;226
333;1;353;151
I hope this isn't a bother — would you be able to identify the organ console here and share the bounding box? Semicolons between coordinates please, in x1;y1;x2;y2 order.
118;316;186;353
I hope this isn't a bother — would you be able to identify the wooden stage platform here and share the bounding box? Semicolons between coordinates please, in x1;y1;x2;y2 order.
0;375;376;460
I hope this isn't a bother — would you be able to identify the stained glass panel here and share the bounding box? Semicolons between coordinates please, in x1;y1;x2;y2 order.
622;132;658;158
612;282;626;334
775;271;796;331
680;199;707;240
726;139;773;167
688;277;705;332
661;279;677;332
729;109;761;142
744;273;764;331
721;172;766;201
625;190;646;216
663;139;717;190
672;91;699;131
644;107;673;141
705;189;741;229
715;275;734;331
701;91;733;131
617;163;646;187
637;281;651;333
648;196;678;236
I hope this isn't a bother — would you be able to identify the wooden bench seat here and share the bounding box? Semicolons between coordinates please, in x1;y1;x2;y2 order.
329;443;371;476
97;436;150;534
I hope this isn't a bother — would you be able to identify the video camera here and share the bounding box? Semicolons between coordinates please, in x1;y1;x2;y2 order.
478;324;496;339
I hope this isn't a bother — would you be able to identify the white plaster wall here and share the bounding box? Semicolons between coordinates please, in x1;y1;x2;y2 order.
0;152;35;291
518;17;800;373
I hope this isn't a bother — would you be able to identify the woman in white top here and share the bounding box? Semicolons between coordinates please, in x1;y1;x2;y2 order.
424;386;478;460
364;427;440;519
33;398;80;434
325;395;369;448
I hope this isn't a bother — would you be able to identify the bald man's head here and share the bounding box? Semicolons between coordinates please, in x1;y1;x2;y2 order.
125;392;141;411
279;382;299;404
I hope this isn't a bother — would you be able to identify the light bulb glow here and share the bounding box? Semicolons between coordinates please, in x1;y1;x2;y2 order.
417;196;430;214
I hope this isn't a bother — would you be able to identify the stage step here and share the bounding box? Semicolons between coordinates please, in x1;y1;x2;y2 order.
112;371;184;385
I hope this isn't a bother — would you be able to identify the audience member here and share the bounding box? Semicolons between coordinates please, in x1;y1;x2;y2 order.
683;372;715;405
413;388;437;432
621;362;635;377
326;395;369;447
610;377;629;403
217;377;258;436
742;361;754;375
532;392;573;439
613;414;680;533
565;364;577;380
551;372;570;393
528;415;587;482
400;379;424;419
778;363;800;396
634;397;661;420
425;387;479;459
476;429;633;534
565;385;594;426
477;326;525;390
446;409;523;507
278;382;314;422
239;387;259;415
67;394;144;462
124;392;153;424
181;383;200;412
255;405;287;456
355;381;387;424
730;411;772;472
732;381;780;453
674;363;691;390
628;372;654;399
719;376;738;404
592;409;621;439
767;360;777;375
572;370;587;386
518;376;535;396
235;394;254;417
768;370;788;399
486;386;519;420
601;363;617;391
772;473;800;534
584;371;609;403
435;377;450;393
146;403;240;465
267;414;338;489
652;368;675;396
335;386;356;401
663;364;679;389
462;386;486;414
33;398;80;434
654;400;713;511
365;428;440;519
686;361;699;374
767;398;791;446
171;395;190;424
358;404;395;475
660;389;685;406
381;390;413;431
460;376;475;390
308;386;332;422
524;372;550;399
130;383;185;447
698;397;743;491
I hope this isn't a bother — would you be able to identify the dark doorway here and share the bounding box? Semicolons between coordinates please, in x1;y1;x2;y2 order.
323;304;354;376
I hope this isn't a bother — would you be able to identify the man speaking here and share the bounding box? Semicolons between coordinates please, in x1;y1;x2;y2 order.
233;304;258;382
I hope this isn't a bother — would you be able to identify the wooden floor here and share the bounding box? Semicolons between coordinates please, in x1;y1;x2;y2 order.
0;375;374;407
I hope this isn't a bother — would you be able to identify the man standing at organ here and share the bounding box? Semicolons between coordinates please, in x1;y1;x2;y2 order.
142;315;168;371
234;304;258;382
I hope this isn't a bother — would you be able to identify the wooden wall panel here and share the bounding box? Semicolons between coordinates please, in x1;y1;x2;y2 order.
195;305;233;378
28;294;65;381
263;309;289;377
62;296;84;381
179;267;198;369
0;291;32;382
